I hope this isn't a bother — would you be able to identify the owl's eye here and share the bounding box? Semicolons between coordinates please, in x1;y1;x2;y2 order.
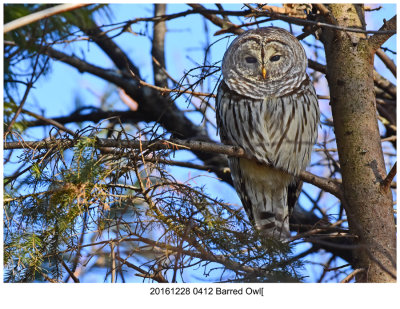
270;55;281;62
245;56;257;64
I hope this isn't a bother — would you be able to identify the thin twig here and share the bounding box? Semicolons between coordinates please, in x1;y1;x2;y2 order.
59;258;80;283
110;242;116;283
340;268;365;283
104;7;397;35
324;263;351;272
114;254;168;283
5;28;52;138
23;109;77;137
4;82;33;139
262;10;396;35
137;78;215;97
188;5;396;35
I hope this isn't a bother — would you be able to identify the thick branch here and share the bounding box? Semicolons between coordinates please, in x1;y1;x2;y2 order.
369;15;397;52
152;4;168;88
43;45;138;91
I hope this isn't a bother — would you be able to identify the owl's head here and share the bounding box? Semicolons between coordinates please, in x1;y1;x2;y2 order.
221;27;308;99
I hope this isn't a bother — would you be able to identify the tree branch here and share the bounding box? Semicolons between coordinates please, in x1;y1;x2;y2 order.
187;4;244;35
152;4;168;88
23;109;77;137
340;268;365;283
4;3;90;33
24;108;144;128
376;48;396;77
114;254;168;283
369;15;397;52
59;258;80;283
380;162;397;193
75;23;232;179
4;137;343;199
313;4;337;25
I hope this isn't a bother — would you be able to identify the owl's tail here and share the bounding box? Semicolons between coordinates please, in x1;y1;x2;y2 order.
254;187;291;241
230;158;292;241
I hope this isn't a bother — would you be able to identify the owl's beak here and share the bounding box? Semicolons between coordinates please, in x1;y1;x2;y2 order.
261;67;267;79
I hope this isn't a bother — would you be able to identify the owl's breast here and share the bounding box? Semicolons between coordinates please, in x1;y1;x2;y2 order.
216;82;274;165
216;79;319;175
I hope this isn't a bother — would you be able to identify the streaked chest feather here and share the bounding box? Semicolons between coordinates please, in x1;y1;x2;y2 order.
216;81;319;175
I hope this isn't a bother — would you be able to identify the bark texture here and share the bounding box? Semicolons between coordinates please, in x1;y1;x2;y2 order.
152;4;168;88
320;4;396;282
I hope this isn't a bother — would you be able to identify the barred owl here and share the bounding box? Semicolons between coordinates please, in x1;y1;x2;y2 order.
216;27;319;240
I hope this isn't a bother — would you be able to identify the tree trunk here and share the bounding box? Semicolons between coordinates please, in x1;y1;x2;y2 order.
320;4;396;282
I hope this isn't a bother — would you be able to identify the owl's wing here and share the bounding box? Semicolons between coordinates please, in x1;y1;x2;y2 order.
216;81;274;166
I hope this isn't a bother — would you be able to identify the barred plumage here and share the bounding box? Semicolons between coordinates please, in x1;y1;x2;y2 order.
216;27;319;240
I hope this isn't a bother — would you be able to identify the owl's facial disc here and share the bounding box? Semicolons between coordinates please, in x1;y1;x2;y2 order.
232;40;292;82
221;27;308;98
